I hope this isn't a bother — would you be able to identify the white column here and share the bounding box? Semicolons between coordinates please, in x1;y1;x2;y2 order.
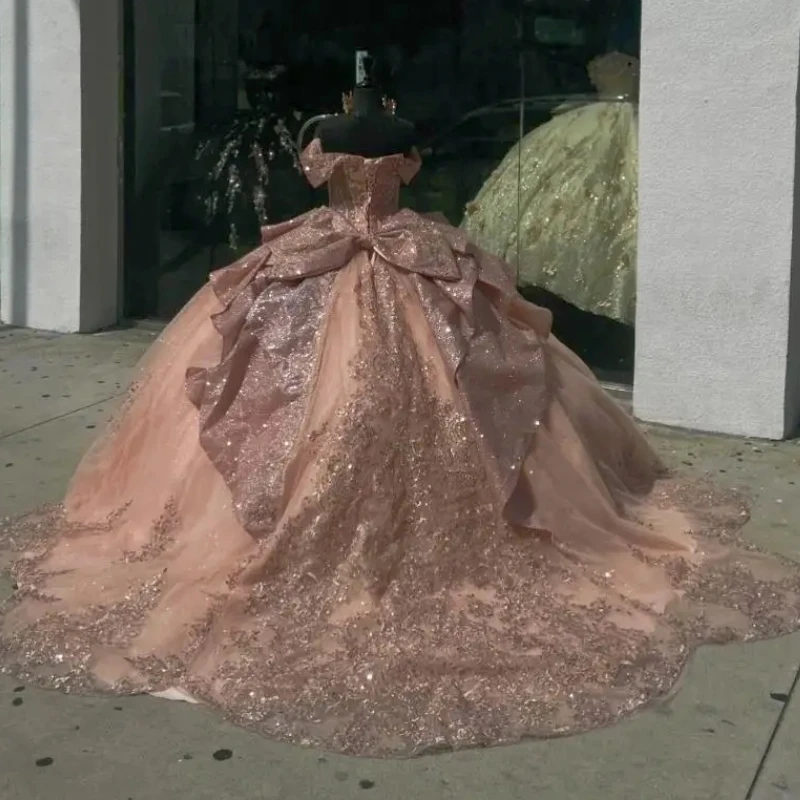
0;0;120;333
634;1;800;439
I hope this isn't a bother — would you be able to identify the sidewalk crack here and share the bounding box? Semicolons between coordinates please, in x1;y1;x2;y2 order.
0;394;123;442
744;661;800;799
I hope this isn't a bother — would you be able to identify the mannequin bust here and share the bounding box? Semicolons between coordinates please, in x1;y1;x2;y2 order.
314;56;417;158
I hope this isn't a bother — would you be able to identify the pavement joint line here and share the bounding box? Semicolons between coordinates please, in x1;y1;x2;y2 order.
744;659;800;800
0;393;124;443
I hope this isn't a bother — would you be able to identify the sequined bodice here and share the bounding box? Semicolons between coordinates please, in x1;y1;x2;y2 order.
325;156;406;230
300;139;421;232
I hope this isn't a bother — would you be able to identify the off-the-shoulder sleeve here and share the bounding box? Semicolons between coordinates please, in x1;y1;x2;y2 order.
398;148;422;185
300;138;342;188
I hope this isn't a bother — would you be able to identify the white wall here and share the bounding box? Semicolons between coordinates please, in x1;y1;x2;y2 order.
635;0;800;439
0;0;120;333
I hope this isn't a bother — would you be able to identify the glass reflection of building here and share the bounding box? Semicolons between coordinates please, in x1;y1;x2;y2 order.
123;0;641;376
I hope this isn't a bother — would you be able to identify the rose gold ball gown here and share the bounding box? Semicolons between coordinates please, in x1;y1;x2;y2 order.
2;139;799;757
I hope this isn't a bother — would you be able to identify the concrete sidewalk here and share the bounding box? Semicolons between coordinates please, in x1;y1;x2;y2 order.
0;324;799;800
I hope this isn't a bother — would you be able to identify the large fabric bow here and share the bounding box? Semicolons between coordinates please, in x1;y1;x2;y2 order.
210;208;473;306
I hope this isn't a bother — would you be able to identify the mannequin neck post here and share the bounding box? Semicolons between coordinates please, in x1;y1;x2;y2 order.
352;86;385;116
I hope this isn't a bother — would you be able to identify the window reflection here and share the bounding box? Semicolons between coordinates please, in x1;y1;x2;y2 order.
461;1;641;377
124;0;641;378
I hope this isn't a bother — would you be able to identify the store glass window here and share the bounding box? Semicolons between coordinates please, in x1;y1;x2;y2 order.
123;0;640;378
461;0;641;378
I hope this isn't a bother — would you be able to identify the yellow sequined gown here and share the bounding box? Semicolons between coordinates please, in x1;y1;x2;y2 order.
462;52;639;324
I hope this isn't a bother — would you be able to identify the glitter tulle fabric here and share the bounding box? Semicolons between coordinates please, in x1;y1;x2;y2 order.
2;136;800;758
462;52;639;324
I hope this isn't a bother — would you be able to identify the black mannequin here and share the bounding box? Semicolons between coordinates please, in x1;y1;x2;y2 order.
314;57;417;158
